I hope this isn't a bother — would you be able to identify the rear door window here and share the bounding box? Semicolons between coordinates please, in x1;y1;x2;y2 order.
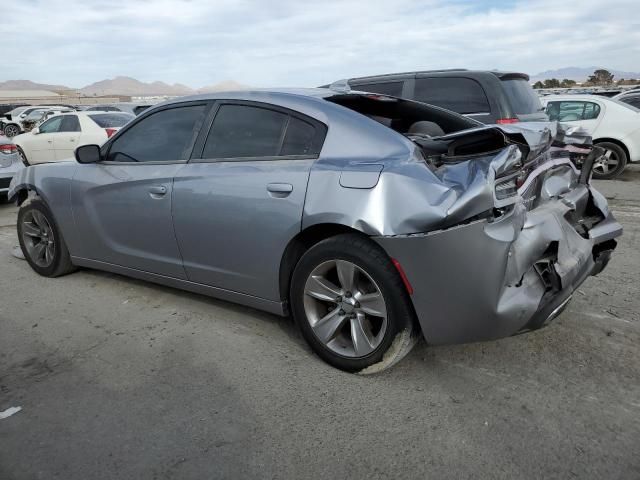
202;104;325;159
106;104;206;162
414;77;490;114
351;81;404;97
59;115;81;132
546;101;601;121
500;79;543;115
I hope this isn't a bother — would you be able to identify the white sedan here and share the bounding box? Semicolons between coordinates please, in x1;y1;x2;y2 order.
14;111;134;165
541;94;640;179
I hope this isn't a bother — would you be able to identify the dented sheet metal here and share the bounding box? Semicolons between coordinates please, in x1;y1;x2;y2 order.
368;124;622;345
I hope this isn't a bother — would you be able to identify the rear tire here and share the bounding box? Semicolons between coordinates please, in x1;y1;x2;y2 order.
17;198;76;277
17;146;30;167
290;233;419;373
592;142;627;179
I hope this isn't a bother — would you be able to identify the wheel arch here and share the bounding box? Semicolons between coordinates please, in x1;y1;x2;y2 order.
8;184;41;206
593;137;630;161
278;223;369;304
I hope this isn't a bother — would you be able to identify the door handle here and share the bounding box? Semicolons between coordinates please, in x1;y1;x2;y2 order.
267;183;293;198
148;185;167;197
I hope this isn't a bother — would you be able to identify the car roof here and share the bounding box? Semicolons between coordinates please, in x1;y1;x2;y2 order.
541;94;611;102
344;70;530;83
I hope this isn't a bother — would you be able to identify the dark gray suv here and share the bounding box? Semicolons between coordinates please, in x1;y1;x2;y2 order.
336;69;548;124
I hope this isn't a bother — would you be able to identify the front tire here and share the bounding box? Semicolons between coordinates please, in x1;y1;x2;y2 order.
17;199;76;277
290;234;418;373
592;142;627;179
3;123;20;138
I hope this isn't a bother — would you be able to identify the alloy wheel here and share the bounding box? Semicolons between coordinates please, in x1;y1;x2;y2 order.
21;209;56;268
4;124;20;137
303;259;388;358
593;149;620;176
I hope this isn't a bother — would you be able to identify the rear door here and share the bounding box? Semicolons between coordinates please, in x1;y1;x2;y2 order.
53;115;81;160
70;102;210;278
172;101;326;300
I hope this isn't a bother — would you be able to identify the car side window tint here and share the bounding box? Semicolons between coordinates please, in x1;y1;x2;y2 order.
414;77;490;114
627;97;640;108
548;101;601;122
106;105;206;162
352;81;404;97
203;105;288;158
281;117;317;155
59;115;81;132
38;116;64;134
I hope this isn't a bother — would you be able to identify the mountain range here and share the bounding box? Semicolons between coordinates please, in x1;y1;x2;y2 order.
0;77;248;96
2;67;640;95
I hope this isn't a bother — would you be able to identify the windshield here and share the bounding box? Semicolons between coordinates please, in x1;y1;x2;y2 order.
501;79;543;115
88;113;135;128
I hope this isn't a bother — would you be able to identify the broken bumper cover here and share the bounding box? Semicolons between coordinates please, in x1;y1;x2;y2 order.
375;184;622;346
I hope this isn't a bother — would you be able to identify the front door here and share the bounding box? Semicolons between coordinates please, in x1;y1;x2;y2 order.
172;102;326;300
70;102;210;278
30;116;63;163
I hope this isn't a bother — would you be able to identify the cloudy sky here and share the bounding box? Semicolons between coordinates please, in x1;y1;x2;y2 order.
4;0;640;88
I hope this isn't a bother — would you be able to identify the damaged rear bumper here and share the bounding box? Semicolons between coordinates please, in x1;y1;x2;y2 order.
375;183;622;346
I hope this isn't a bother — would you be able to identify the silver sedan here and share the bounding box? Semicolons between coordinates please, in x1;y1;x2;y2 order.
8;88;622;372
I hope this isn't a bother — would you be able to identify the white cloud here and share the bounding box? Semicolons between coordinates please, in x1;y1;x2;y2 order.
3;0;640;87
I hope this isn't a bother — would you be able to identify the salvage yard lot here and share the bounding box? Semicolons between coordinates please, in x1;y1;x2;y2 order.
1;168;639;479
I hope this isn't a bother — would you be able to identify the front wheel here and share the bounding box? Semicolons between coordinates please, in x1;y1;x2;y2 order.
592;142;628;179
17;199;76;277
3;123;20;138
290;234;418;373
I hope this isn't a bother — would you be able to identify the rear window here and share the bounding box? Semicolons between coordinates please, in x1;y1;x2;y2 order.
88;113;134;128
351;81;404;97
414;77;490;114
501;79;543;115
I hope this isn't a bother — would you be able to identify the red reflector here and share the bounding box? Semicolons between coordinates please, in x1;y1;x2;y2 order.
105;128;117;138
496;118;520;124
0;144;17;154
392;258;414;295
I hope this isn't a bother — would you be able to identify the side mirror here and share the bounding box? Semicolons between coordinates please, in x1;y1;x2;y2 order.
75;144;102;164
32;127;40;135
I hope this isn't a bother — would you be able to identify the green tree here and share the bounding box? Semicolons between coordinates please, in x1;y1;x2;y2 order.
533;81;544;89
587;69;614;85
543;78;561;88
560;79;576;88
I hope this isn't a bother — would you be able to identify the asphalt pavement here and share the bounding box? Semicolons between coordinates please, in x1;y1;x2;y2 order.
1;167;639;479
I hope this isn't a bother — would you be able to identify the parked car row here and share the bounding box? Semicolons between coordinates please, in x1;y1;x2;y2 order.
7;86;622;372
0;102;153;138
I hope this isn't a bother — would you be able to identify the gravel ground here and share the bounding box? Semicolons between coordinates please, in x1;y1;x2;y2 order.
1;167;639;480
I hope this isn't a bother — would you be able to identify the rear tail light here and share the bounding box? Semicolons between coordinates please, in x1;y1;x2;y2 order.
495;177;519;200
496;118;520;124
0;144;17;155
105;128;117;138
